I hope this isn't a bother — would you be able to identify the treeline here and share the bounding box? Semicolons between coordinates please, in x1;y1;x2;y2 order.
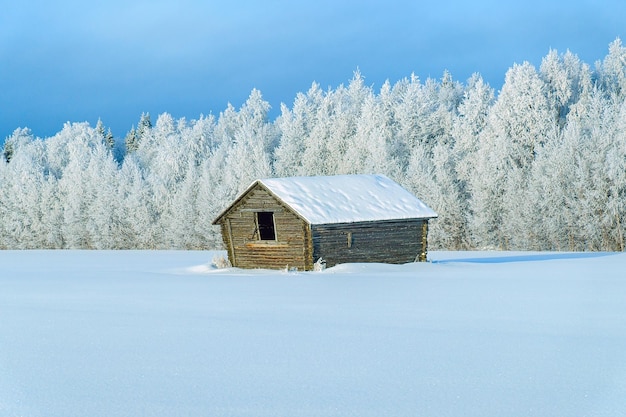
2;39;626;251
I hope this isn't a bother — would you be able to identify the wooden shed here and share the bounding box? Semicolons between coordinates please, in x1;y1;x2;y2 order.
212;174;437;270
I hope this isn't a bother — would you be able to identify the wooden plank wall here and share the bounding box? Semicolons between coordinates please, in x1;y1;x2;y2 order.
311;219;427;267
222;185;311;270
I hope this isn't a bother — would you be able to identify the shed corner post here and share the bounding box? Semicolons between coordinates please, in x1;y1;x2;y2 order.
418;221;429;262
304;222;314;271
225;218;237;267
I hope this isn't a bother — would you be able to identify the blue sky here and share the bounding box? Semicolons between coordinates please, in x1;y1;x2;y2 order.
1;0;624;140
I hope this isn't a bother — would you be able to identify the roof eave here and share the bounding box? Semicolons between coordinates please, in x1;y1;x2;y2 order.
259;179;312;225
211;180;261;225
211;179;313;226
310;214;438;226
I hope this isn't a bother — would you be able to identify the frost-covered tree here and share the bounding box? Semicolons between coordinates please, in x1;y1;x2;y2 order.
605;99;626;251
576;91;626;251
95;118;116;151
404;143;468;249
596;37;626;100
494;62;553;169
394;72;461;157
196;145;233;248
394;73;466;248
125;112;152;154
274;91;314;177
393;74;426;156
52;123;117;248
540;49;583;129
529;120;583;250
84;143;121;249
136;112;152;143
451;74;494;238
2;141;13;163
299;84;335;176
468;132;506;248
0;137;48;248
222;89;276;191
168;162;206;249
343;86;395;176
327;71;368;174
2;128;34;163
116;154;158;248
95;118;107;142
2;39;626;251
377;80;404;171
470;62;556;248
124;127;138;154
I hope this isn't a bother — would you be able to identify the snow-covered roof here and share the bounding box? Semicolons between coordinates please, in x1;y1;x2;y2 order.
258;174;437;224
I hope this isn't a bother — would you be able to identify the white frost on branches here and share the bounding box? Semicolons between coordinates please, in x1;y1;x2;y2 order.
1;39;626;251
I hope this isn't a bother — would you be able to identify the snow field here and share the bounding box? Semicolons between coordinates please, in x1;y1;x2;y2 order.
0;250;625;417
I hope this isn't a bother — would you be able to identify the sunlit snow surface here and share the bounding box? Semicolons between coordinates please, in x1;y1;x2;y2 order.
259;174;438;224
1;250;625;417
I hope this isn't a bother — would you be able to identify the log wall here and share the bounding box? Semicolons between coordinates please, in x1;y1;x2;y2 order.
311;219;428;267
220;184;312;270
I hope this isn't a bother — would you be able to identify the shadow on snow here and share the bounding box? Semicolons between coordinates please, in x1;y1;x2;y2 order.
432;252;618;265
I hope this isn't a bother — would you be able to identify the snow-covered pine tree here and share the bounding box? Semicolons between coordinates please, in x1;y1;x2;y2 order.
451;74;494;246
596;38;626;101
222;89;276;192
274;92;312;177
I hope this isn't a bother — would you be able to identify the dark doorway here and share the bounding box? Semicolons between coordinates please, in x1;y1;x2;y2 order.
257;212;276;240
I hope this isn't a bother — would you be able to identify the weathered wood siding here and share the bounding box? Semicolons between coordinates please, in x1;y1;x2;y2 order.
220;184;311;270
311;219;428;267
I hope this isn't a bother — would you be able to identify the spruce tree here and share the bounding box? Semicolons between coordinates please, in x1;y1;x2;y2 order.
124;127;138;154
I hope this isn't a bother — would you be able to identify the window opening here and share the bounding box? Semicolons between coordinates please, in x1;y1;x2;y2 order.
257;212;276;240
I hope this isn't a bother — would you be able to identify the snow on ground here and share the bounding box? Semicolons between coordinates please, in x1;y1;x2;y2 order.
1;250;625;417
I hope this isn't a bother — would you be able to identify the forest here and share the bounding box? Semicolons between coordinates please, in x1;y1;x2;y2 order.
1;39;626;252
